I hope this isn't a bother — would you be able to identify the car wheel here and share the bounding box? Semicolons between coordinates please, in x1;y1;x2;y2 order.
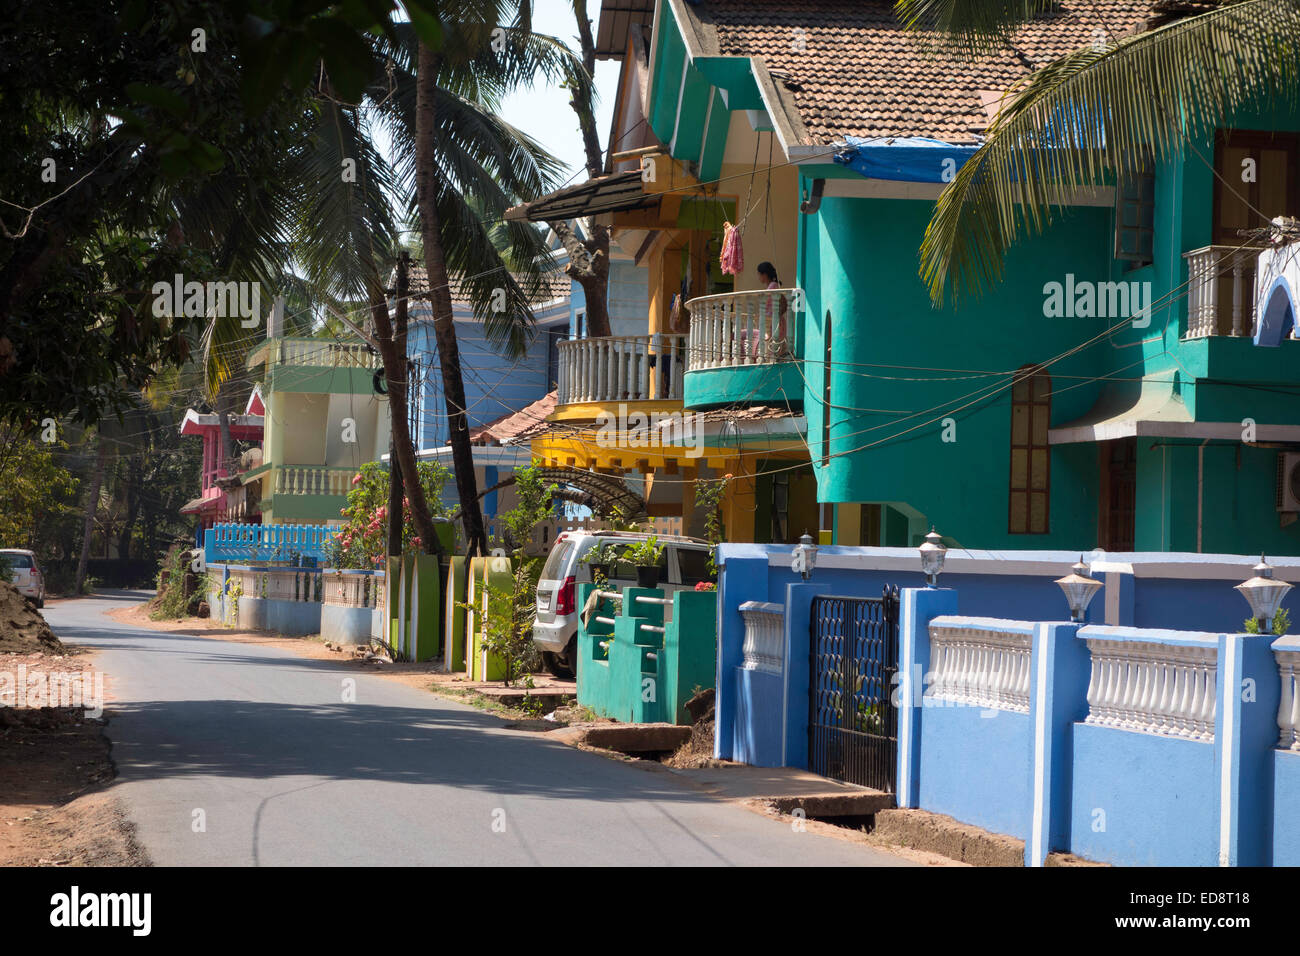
542;645;576;679
35;597;44;609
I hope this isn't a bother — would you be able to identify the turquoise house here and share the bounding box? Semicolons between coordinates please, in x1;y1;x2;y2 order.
617;0;1300;555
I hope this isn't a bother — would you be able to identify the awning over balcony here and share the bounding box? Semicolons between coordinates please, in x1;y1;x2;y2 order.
504;170;657;223
180;493;225;515
1049;377;1300;444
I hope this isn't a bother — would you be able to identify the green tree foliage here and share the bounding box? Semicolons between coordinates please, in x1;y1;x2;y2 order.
0;437;79;555
329;461;453;570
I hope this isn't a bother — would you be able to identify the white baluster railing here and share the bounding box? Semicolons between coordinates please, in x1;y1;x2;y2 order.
739;601;785;673
1183;245;1261;339
1277;646;1300;751
273;466;356;496
555;334;686;405
279;337;378;369
927;621;1032;713
686;288;797;370
1084;638;1217;741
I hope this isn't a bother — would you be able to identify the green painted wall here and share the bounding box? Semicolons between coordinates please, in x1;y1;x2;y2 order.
683;361;802;410
798;193;1115;549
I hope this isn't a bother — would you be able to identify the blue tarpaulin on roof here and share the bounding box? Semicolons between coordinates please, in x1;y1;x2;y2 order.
832;136;980;184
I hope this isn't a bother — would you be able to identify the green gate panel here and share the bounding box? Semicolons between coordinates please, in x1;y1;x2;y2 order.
409;553;442;663
444;555;467;672
466;556;512;682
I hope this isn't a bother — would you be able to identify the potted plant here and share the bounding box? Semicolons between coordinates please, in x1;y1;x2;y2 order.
580;542;622;585
624;536;665;588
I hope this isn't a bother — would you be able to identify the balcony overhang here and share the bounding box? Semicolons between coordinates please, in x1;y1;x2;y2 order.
530;410;807;473
1049;378;1300;444
504;169;659;223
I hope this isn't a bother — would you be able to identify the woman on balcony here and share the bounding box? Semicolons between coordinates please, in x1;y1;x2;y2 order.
756;262;789;360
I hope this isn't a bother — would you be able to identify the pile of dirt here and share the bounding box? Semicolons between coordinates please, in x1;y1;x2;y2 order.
0;579;63;654
664;687;718;769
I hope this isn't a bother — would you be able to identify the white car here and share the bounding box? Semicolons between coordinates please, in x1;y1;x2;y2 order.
533;530;714;677
2;549;46;607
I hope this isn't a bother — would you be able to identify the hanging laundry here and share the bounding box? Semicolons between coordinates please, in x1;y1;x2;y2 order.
720;220;744;275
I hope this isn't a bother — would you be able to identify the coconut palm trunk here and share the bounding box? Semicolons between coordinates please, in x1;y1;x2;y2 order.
366;282;445;556
416;42;488;557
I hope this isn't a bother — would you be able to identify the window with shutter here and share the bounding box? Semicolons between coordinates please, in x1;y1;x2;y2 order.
1009;367;1051;534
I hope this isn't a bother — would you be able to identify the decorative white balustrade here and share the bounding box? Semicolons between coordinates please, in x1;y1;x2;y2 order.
273;466;356;497
1184;245;1261;339
739;601;785;673
686;288;797;369
1277;646;1300;751
556;334;686;405
927;622;1032;713
1084;638;1217;741
279;337;379;369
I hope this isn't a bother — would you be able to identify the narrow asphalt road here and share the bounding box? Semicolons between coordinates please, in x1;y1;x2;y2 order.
46;593;911;866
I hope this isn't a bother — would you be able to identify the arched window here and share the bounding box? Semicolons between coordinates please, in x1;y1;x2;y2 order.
822;310;832;467
1009;366;1051;534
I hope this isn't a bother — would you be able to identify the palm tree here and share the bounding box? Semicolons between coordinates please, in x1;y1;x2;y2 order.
895;0;1300;305
296;8;582;556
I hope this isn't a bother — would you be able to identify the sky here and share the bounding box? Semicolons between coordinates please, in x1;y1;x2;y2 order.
496;0;623;184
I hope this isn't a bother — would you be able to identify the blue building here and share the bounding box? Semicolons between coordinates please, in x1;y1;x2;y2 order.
548;222;650;340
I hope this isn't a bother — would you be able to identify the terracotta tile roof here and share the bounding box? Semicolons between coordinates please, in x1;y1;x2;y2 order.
692;403;798;423
684;0;1157;145
406;264;570;307
470;390;558;445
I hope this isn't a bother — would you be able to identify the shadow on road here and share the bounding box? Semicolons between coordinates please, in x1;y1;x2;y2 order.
103;696;702;806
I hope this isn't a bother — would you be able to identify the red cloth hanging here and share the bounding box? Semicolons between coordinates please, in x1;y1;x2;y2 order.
720;220;744;275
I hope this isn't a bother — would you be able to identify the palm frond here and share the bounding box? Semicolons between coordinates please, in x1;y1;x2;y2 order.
293;98;402;305
920;0;1300;306
894;0;1062;57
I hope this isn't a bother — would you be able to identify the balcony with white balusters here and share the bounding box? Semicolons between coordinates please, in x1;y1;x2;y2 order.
682;288;802;410
555;333;687;410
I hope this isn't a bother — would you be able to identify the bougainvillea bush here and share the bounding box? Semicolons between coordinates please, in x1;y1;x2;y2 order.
328;461;453;569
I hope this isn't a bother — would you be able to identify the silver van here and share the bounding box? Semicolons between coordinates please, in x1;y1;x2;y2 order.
533;531;714;677
2;549;46;607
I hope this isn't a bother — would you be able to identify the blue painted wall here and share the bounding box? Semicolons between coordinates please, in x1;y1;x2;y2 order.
1275;751;1300;865
1069;726;1217;866
918;704;1032;840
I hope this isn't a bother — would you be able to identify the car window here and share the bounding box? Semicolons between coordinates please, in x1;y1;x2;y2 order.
2;553;32;568
676;547;712;585
539;540;574;581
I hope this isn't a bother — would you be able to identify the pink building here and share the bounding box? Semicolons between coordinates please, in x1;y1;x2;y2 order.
179;389;266;541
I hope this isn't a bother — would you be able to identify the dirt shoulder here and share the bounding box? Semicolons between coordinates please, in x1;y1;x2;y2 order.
0;647;146;867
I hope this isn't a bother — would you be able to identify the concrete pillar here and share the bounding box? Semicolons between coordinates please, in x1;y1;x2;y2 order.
896;587;959;808
1214;632;1281;866
1026;621;1088;866
715;551;768;760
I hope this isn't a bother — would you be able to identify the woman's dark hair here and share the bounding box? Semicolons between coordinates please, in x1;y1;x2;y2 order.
757;261;778;283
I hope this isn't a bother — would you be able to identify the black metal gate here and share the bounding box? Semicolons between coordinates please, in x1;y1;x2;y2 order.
809;587;900;791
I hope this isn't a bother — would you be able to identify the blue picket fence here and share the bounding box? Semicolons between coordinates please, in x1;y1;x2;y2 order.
204;523;335;565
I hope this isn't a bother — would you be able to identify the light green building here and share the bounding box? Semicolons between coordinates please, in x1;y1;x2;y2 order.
243;333;389;525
